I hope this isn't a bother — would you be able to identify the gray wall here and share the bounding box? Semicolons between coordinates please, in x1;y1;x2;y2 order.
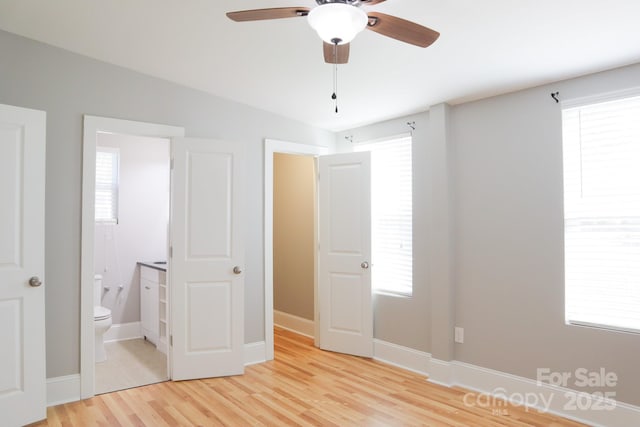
273;153;316;320
451;63;640;406
0;29;333;379
338;63;640;406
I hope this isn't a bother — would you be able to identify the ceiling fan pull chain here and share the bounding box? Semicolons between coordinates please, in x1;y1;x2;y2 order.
333;62;338;113
332;39;339;114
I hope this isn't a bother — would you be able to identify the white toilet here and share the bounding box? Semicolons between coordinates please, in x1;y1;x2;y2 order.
94;274;112;363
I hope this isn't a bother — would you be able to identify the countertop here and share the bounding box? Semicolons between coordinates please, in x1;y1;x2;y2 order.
138;261;167;272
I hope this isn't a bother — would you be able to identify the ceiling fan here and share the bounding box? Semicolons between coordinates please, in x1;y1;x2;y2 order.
226;0;440;64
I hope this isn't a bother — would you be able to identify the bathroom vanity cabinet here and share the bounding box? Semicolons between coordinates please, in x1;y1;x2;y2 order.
139;263;168;354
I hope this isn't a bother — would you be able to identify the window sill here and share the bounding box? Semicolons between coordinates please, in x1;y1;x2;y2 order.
566;320;640;335
374;291;412;299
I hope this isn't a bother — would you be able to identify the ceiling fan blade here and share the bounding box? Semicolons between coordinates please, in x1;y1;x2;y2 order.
366;12;440;48
361;0;387;4
323;42;350;64
226;7;310;22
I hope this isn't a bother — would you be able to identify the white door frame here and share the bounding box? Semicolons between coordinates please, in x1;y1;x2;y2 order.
263;139;329;359
80;116;184;398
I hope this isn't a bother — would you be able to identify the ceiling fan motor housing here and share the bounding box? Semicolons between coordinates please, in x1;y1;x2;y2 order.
315;0;364;6
309;1;368;45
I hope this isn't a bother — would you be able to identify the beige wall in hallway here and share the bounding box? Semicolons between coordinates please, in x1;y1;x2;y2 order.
273;153;316;320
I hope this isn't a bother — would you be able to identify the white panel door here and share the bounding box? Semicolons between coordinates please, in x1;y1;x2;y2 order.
319;152;373;357
170;137;245;380
0;104;46;425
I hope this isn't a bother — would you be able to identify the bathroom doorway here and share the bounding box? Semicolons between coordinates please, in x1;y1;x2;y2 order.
93;132;170;394
80;116;185;399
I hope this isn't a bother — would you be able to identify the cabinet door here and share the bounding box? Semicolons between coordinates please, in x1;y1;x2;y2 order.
141;272;159;344
140;278;151;332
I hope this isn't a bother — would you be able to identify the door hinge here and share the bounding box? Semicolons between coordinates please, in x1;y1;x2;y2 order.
169;246;173;258
170;157;174;170
170;335;173;346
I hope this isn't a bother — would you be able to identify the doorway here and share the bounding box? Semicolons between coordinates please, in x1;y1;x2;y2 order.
272;153;316;338
266;142;374;359
93;132;170;394
80;116;185;398
264;139;329;358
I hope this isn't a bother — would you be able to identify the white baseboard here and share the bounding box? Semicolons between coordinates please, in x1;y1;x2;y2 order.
427;358;640;427
47;374;80;407
104;322;142;342
274;310;314;338
244;341;266;366
427;357;454;386
373;339;430;376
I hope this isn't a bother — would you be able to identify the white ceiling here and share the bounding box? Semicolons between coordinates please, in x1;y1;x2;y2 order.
1;0;640;131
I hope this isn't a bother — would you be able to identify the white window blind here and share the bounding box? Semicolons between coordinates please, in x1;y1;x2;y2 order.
95;147;119;224
355;136;413;296
562;93;640;333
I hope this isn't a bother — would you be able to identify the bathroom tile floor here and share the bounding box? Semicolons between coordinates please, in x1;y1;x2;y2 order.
95;338;168;395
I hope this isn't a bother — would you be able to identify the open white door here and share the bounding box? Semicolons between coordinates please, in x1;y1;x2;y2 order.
0;104;46;425
319;152;373;357
170;137;245;380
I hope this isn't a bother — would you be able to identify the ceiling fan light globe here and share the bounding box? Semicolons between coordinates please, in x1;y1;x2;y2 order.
307;3;368;45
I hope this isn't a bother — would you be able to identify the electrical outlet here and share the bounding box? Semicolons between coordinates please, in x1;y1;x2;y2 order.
454;327;464;344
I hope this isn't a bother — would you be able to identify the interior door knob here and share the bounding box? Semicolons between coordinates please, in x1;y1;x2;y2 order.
29;276;42;287
233;266;243;275
361;262;369;269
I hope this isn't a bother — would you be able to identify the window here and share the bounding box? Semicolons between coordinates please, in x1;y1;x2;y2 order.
562;92;640;333
95;147;119;223
355;136;413;296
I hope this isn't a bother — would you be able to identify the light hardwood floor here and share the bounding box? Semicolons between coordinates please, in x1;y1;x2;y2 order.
32;328;586;426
